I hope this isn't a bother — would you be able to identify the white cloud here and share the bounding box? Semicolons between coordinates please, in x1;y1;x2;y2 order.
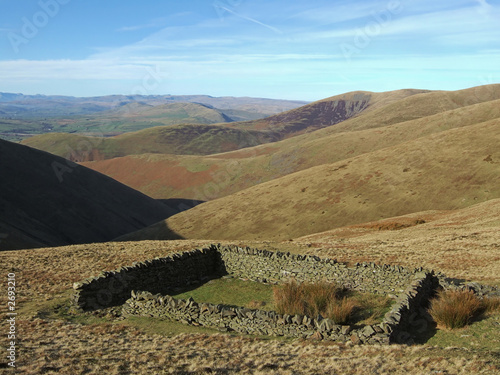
299;4;500;42
1;0;498;99
1;48;498;83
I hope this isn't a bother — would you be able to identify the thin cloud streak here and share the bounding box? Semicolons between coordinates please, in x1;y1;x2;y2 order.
218;6;283;34
1;50;499;81
299;5;499;42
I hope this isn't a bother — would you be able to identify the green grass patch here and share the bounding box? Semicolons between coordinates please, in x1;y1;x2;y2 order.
425;310;500;352
173;277;276;311
125;315;220;336
173;278;392;325
178;159;212;173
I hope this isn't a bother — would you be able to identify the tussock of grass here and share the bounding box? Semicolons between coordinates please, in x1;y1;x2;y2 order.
273;280;359;324
327;297;358;325
429;290;483;329
482;296;500;313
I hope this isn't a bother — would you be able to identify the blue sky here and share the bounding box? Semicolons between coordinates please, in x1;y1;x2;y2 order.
0;0;499;101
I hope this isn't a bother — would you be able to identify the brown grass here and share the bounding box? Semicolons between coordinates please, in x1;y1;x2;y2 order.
273;280;357;324
482;296;500;313
4;318;499;374
1;240;500;373
76;88;500;208
294;199;500;286
123;116;500;242
429;290;483;329
247;300;267;309
327;297;359;325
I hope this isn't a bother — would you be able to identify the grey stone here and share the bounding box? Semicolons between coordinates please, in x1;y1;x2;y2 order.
350;333;361;345
319;318;336;332
221;308;237;318
309;331;323;340
292;314;303;325
361;325;376;337
341;325;351;335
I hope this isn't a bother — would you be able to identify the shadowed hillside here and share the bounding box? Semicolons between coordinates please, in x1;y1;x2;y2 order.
0;139;181;250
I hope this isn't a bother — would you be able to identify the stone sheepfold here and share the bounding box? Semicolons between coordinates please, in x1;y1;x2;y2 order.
73;244;441;344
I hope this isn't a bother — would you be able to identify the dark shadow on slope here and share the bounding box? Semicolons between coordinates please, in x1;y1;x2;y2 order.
157;198;205;218
114;220;185;242
0;138;176;251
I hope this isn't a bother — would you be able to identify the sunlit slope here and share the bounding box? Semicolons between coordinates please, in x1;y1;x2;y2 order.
22;124;280;161
295;198;500;284
121;118;500;241
83;95;500;200
20;87;428;160
227;88;430;135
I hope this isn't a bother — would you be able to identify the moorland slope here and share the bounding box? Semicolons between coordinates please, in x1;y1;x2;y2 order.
22;88;429;161
121;117;500;241
79;85;500;200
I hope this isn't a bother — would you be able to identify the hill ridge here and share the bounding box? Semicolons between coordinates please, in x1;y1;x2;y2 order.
119;116;500;241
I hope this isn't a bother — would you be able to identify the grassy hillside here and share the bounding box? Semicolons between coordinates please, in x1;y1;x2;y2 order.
0;139;177;250
54;102;236;135
81;88;500;200
231;89;431;135
120;118;500;241
0;94;307;141
20;87;430;159
2;234;498;372
22;124;280;161
2;86;500;374
295;198;500;285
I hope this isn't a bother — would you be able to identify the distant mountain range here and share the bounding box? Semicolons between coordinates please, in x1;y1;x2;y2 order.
21;89;429;161
0;92;308;141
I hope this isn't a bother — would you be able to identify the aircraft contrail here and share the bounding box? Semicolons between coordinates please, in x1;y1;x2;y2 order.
219;6;283;34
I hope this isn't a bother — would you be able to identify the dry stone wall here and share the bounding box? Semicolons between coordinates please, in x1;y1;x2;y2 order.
121;270;438;344
73;247;221;311
73;244;442;344
216;244;418;295
122;291;389;344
